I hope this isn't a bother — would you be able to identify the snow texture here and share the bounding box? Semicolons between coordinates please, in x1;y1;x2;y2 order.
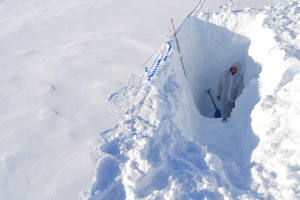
0;0;195;199
1;0;299;199
86;0;300;199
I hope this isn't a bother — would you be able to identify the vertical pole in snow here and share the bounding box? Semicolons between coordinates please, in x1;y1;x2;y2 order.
171;18;187;78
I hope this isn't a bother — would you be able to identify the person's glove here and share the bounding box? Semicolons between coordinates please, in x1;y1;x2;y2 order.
217;95;221;101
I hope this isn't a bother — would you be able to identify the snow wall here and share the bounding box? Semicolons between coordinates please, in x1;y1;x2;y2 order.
178;17;260;118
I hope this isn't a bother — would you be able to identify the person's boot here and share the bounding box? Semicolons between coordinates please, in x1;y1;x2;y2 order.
222;118;227;123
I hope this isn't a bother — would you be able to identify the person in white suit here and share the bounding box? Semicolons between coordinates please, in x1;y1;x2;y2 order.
217;63;244;122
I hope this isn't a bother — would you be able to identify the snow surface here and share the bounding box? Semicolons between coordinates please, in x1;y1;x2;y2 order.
0;0;195;199
1;0;300;199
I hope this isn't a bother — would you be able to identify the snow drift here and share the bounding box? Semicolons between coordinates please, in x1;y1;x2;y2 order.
85;1;300;199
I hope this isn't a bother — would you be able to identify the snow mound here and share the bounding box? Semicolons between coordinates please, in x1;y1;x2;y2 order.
85;0;300;199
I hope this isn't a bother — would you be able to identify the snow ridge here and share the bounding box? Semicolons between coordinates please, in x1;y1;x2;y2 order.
86;46;252;199
85;0;300;199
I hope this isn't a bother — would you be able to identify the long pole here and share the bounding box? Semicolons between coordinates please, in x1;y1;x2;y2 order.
171;18;187;78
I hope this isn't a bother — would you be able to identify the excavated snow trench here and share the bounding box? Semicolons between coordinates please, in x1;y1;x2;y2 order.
178;17;261;118
86;3;299;198
175;16;263;190
86;14;268;199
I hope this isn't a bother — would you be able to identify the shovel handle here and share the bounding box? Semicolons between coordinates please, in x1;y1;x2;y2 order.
206;89;218;110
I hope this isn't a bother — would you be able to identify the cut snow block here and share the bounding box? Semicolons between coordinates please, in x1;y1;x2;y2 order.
89;156;121;196
100;140;120;156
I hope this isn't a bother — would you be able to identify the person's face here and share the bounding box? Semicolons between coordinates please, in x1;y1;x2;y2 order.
230;66;238;74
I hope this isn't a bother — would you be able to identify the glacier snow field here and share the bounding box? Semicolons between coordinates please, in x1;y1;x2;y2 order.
1;0;299;200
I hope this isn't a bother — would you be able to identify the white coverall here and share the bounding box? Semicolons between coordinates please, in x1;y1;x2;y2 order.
217;68;244;118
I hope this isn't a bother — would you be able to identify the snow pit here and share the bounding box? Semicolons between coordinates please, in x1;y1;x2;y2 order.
86;2;300;199
178;17;260;118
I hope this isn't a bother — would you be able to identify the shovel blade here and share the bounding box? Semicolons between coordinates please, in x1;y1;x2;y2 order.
214;109;222;118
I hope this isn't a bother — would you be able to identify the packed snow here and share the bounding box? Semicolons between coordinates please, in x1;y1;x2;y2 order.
1;0;299;199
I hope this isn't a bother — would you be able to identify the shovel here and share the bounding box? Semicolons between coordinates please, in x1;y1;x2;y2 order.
205;89;222;118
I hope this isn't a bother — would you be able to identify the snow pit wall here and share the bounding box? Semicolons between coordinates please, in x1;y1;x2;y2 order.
178;17;259;118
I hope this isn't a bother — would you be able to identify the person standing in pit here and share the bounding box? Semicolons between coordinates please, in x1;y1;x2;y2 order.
217;63;244;122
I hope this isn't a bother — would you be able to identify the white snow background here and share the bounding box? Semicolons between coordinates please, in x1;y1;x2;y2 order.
0;0;299;199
